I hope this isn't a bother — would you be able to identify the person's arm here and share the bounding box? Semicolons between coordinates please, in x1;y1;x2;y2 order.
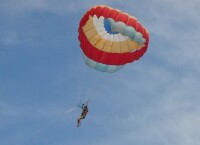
81;104;85;109
77;104;84;108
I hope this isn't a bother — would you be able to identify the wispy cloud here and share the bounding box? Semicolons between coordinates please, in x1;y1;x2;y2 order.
88;72;200;145
0;31;19;46
0;0;126;14
141;0;200;71
1;1;200;145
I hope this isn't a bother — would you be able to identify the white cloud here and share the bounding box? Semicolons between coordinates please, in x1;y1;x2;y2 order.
137;0;200;73
0;100;65;125
1;1;200;145
90;81;200;145
0;31;18;46
0;0;126;14
88;50;200;145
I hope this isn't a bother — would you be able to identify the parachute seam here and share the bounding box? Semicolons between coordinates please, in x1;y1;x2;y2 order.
98;33;111;65
115;10;123;65
108;34;114;65
126;16;131;54
105;7;112;18
116;34;122;65
98;6;104;18
115;10;122;22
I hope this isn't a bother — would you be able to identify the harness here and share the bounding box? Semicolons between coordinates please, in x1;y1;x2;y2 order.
81;107;88;118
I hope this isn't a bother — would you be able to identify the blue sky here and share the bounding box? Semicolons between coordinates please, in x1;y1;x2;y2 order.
1;0;200;145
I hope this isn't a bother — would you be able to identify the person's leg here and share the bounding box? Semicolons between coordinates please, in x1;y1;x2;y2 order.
77;118;81;127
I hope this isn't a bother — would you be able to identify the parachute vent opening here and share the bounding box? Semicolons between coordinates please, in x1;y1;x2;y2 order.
104;19;118;34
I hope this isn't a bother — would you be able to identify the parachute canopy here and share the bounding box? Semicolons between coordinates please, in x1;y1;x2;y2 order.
78;5;149;73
